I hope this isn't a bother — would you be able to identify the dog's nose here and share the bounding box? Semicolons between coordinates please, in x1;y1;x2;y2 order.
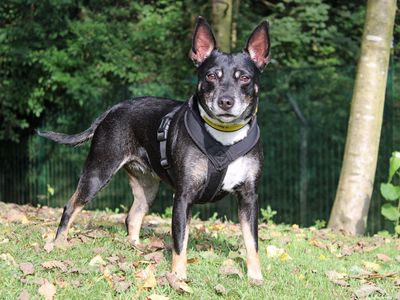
217;98;234;111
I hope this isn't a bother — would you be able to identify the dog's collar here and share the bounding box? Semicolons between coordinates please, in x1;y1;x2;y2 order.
196;98;258;132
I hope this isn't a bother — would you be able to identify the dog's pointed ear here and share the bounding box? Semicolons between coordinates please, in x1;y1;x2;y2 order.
190;16;216;66
245;21;270;71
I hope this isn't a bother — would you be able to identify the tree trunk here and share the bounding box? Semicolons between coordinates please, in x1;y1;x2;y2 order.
211;0;233;52
328;0;396;234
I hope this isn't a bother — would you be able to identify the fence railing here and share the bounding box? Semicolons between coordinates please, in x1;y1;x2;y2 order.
0;65;398;233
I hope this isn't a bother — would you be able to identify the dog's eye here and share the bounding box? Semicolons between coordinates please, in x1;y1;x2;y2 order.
206;73;217;81
240;75;250;83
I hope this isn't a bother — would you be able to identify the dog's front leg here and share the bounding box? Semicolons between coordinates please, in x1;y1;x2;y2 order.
237;186;263;283
171;196;192;280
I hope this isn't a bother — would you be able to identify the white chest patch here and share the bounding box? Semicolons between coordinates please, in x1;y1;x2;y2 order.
222;156;257;192
204;121;256;192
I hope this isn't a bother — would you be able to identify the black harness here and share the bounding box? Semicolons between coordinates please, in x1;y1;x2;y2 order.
157;97;260;202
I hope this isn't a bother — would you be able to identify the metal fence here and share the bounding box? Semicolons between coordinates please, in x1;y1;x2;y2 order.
0;65;398;233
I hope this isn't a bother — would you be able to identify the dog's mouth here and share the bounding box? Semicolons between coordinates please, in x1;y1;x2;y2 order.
216;113;237;122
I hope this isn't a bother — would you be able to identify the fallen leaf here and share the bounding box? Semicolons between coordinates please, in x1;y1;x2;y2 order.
147;294;170;300
0;253;17;266
187;257;199;264
18;290;30;300
71;280;81;287
118;261;133;273
38;280;57;300
55;278;68;288
362;261;381;272
165;272;193;294
135;265;157;289
89;255;106;268
43;242;54;253
326;270;347;281
353;284;385;299
280;252;292;261
106;255;120;264
214;284;227;295
219;259;243;278
266;245;285;258
208;224;225;231
148;238;165;251
309;239;327;250
41;260;68;272
6;209;29;224
144;251;165;265
102;268;114;288
114;280;130;293
19;262;35;276
376;253;391;262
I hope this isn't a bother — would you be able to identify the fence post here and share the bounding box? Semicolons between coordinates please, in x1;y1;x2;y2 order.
287;93;309;226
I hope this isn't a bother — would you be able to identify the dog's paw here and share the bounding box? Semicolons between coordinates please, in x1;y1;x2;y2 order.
249;277;264;286
53;237;68;249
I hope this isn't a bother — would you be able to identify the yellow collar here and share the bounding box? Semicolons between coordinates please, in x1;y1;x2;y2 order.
198;104;256;132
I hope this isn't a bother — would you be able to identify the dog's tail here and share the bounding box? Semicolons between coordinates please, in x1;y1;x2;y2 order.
37;108;112;146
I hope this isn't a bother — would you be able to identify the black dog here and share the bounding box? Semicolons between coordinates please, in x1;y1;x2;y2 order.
39;17;270;282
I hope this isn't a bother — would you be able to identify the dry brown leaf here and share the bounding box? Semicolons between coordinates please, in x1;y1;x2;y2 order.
43;241;54;253
106;255;120;264
214;284;227;295
187;257;199;264
148;238;165;251
362;261;381;272
38;280;57;300
41;260;68;272
19;262;35;276
32;277;47;286
219;259;243;278
165;272;193;294
102;268;114;288
0;253;17;266
71;280;81;287
353;284;385;299
135;265;157;289
114;280;131;293
89;255;106;267
6;209;29;224
18;290;30;300
326;270;347;280
309;239;327;250
118;261;132;273
143;251;165;265
376;253;391;262
55;278;69;288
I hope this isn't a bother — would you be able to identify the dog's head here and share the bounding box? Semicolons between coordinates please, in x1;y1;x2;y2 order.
190;17;270;125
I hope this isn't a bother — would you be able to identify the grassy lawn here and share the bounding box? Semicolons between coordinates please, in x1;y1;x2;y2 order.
0;201;399;300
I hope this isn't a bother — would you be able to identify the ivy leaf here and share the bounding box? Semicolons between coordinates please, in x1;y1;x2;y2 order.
388;151;400;182
381;203;400;221
380;183;400;201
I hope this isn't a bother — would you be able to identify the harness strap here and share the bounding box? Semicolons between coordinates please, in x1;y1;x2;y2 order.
157;107;180;186
157;97;260;203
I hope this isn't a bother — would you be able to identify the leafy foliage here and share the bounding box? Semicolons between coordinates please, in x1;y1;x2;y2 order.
2;0;397;141
0;0;192;141
380;151;400;235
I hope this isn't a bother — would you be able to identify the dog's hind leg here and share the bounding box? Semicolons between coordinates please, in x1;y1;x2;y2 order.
54;143;126;244
125;171;160;245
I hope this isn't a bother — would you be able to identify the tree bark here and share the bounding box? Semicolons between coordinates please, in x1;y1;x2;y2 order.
328;0;397;234
211;0;233;52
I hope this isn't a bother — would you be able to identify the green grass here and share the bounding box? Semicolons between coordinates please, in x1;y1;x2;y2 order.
0;202;399;299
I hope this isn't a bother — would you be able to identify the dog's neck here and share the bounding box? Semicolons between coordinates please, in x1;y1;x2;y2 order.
205;122;250;146
197;103;250;146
